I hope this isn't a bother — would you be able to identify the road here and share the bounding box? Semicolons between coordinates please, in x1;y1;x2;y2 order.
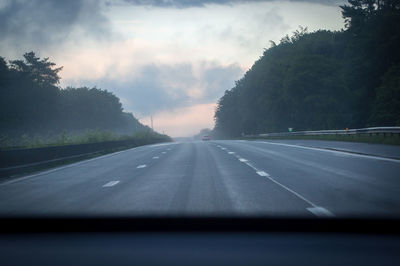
0;140;400;217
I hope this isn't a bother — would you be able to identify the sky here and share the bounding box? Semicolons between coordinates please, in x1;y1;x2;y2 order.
0;0;345;137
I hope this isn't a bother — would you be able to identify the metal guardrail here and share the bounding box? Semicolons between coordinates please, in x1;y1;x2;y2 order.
257;127;400;137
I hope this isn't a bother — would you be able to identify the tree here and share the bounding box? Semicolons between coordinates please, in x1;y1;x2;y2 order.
213;0;400;137
9;51;63;86
369;65;400;125
0;52;148;139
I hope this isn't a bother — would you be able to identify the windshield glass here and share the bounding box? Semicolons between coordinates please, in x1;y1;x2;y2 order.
0;0;399;217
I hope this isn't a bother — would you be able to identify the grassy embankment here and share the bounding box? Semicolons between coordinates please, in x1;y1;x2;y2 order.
0;130;171;150
0;130;172;178
242;134;400;146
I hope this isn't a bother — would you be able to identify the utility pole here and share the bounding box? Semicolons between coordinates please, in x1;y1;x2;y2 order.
151;116;153;130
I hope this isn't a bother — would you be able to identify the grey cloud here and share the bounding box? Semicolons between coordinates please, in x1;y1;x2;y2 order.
201;62;244;101
211;8;289;48
0;0;343;54
122;0;345;8
0;0;111;53
73;62;243;116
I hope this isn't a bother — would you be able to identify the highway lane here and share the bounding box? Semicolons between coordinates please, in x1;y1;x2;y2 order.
215;140;400;216
0;140;399;217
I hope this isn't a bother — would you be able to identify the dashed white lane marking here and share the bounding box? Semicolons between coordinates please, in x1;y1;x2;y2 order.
137;164;147;168
0;145;149;186
152;156;159;159
257;141;400;163
246;160;315;206
256;171;268;177
212;143;334;217
162;151;167;154
167;148;171;151
307;207;334;217
103;181;120;187
233;153;335;217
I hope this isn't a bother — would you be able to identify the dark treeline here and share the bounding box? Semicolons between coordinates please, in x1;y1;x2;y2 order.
0;52;149;139
214;0;400;137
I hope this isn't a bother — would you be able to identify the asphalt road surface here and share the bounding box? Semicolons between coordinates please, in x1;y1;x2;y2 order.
0;140;400;217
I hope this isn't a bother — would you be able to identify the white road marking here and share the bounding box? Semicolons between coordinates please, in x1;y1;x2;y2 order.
152;156;159;159
235;154;334;217
167;148;171;151
162;151;167;154
0;145;147;186
137;164;147;168
257;141;400;163
103;181;120;187
244;161;259;170
221;148;226;150
256;171;269;177
307;207;335;217
228;152;235;154
149;142;179;147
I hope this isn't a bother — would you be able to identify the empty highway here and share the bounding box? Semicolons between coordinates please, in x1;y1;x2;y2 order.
0;140;400;217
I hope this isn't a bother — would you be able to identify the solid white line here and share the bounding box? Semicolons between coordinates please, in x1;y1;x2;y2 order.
239;158;322;209
137;164;147;168
152;156;159;159
257;141;400;163
231;142;334;217
103;180;120;187
149;142;179;147
307;207;335;217
261;172;317;208
244;161;259;171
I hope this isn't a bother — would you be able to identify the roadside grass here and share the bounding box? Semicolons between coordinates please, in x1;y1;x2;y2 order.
241;134;400;145
0;130;171;150
0;144;141;181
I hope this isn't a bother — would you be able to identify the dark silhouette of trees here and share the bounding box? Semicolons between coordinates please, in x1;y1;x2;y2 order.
0;52;147;139
214;0;400;137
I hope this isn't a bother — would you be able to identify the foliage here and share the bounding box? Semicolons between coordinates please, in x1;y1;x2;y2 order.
0;129;171;149
214;0;400;137
0;52;152;141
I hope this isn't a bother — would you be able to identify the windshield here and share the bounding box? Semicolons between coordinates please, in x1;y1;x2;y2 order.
0;0;399;218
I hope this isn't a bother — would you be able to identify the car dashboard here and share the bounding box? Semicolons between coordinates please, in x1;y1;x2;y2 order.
0;217;399;266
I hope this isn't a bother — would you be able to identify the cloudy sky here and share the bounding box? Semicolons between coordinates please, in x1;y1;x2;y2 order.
0;0;345;137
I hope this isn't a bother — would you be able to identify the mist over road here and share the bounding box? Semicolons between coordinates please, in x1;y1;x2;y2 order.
0;140;399;217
